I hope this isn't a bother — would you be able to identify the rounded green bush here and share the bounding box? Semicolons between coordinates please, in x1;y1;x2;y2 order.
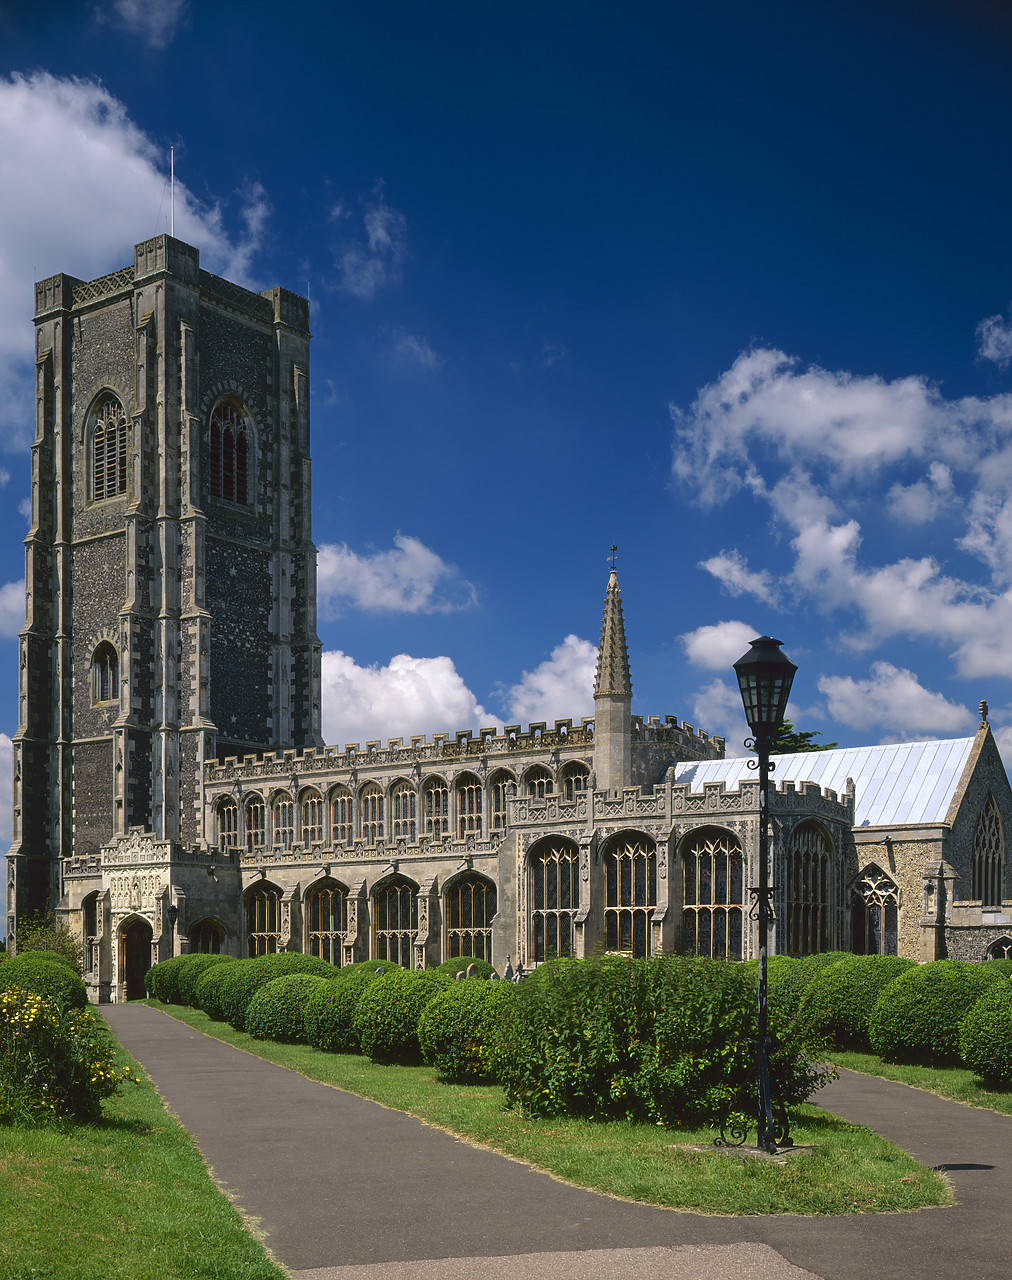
419;980;516;1079
959;977;1012;1083
14;949;78;972
435;956;495;980
195;961;238;1021
767;952;851;1020
353;968;452;1064
304;965;395;1053
219;954;337;1031
801;954;915;1050
176;954;235;1007
869;960;1005;1064
341;958;402;977
0;955;88;1011
146;955;191;1003
245;974;330;1042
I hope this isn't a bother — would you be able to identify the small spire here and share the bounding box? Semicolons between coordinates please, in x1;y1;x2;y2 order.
594;561;632;698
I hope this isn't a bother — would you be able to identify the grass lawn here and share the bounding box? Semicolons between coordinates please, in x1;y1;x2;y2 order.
149;1000;950;1216
832;1049;1012;1115
0;1035;288;1280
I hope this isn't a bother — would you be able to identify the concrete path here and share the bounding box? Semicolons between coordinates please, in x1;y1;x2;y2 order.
103;1005;1012;1280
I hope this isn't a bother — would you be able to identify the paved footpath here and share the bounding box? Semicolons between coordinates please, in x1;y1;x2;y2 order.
103;1005;1012;1280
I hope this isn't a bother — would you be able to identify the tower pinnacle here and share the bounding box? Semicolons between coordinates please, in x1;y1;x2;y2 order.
594;566;632;699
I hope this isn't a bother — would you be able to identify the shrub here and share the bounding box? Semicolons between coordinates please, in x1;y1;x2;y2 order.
341;959;402;977
195;962;238;1021
353;968;453;1064
419;981;516;1079
488;954;832;1126
176;954;235;1007
801;955;915;1050
0;987;133;1122
12;912;84;975
304;966;394;1053
12;949;78;972
145;955;191;1004
0;955;88;1012
435;956;495;980
959;977;1012;1083
218;954;337;1032
767;952;851;1020
869;960;1006;1064
245;974;330;1042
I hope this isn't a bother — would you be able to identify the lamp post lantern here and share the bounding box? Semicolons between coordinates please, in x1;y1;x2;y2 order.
730;635;797;1154
166;903;179;960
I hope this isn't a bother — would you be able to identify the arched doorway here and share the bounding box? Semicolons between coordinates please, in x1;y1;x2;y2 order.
121;917;153;1001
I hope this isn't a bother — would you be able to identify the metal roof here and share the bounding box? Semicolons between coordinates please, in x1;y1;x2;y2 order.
673;738;976;828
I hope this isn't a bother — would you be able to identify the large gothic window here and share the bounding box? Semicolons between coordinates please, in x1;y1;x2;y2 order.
446;875;496;961
424;778;449;837
373;876;417;967
604;836;656;957
246;884;281;956
456;774;483;839
331;788;354;844
301;791;324;845
784;822;831;956
391;781;416;841
360;785;384;843
272;794;295;849
209;398;251;505
92;642;118;704
90;394;128;501
217;798;238;852
852;867;899;955
190;919;224;954
973;793;1004;910
529;839;580;962
306;880;347;965
681;827;745;960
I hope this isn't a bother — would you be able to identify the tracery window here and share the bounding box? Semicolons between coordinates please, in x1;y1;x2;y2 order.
681;827;745;960
331;789;354;844
245;796;266;854
189;918;224;954
986;936;1012;961
424;778;449;837
784;822;831;956
246;884;281;957
209;397;251;505
360;785;384;843
604;836;656;958
301;792;324;845
851;867;899;956
490;771;516;830
90;395;128;501
446;875;496;961
392;782;416;841
529;839;580;962
373;876;417;967
218;798;238;852
973;793;1004;910
305;881;347;965
272;794;295;849
456;774;483;839
92;642;119;704
525;766;554;801
562;764;590;801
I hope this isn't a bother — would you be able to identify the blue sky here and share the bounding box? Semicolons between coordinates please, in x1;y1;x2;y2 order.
2;0;1012;847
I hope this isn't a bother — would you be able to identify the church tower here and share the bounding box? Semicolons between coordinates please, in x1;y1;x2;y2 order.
593;566;632;795
7;235;322;942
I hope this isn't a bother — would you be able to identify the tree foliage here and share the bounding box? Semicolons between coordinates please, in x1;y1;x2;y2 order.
772;720;838;753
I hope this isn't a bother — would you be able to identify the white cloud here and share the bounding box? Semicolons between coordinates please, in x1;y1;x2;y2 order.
818;662;975;738
681;620;757;670
541;340;569;368
698;550;778;603
317;535;476;617
502;635;597;725
690;677;750;757
977;310;1012;370
321;650;501;747
334;192;408;300
0;72;270;443
0;581;24;636
95;0;189;48
390;329;442;370
886;461;954;524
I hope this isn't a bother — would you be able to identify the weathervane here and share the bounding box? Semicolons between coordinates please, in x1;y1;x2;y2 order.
607;543;618;571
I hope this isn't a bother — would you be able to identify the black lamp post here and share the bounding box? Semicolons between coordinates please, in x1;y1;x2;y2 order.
166;903;179;959
731;635;797;1154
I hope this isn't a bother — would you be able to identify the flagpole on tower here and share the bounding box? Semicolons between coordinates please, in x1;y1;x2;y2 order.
170;146;175;238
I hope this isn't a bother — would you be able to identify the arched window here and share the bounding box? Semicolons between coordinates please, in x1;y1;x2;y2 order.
272;793;295;849
681;827;745;960
424;778;449;837
973;793;1004;910
529;839;580;962
301;791;324;845
373;876;417;967
562;763;590;801
209;398;251;505
92;642;118;704
218;798;238;852
852;866;899;955
985;936;1012;961
90;394;128;501
305;880;347;964
604;836;656;957
490;771;516;830
525;766;554;801
785;822;831;956
360;785;384;843
245;795;266;853
331;788;354;844
456;773;483;839
246;884;281;956
189;919;224;955
446;875;496;961
391;781;416;841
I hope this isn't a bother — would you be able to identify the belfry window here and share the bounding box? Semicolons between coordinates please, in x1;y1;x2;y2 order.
973;793;1004;910
604;837;656;957
92;642;118;704
209;398;251;504
90;395;128;501
681;827;745;960
529;839;580;962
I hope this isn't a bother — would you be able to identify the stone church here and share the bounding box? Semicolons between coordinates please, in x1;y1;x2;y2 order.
7;234;1012;1002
